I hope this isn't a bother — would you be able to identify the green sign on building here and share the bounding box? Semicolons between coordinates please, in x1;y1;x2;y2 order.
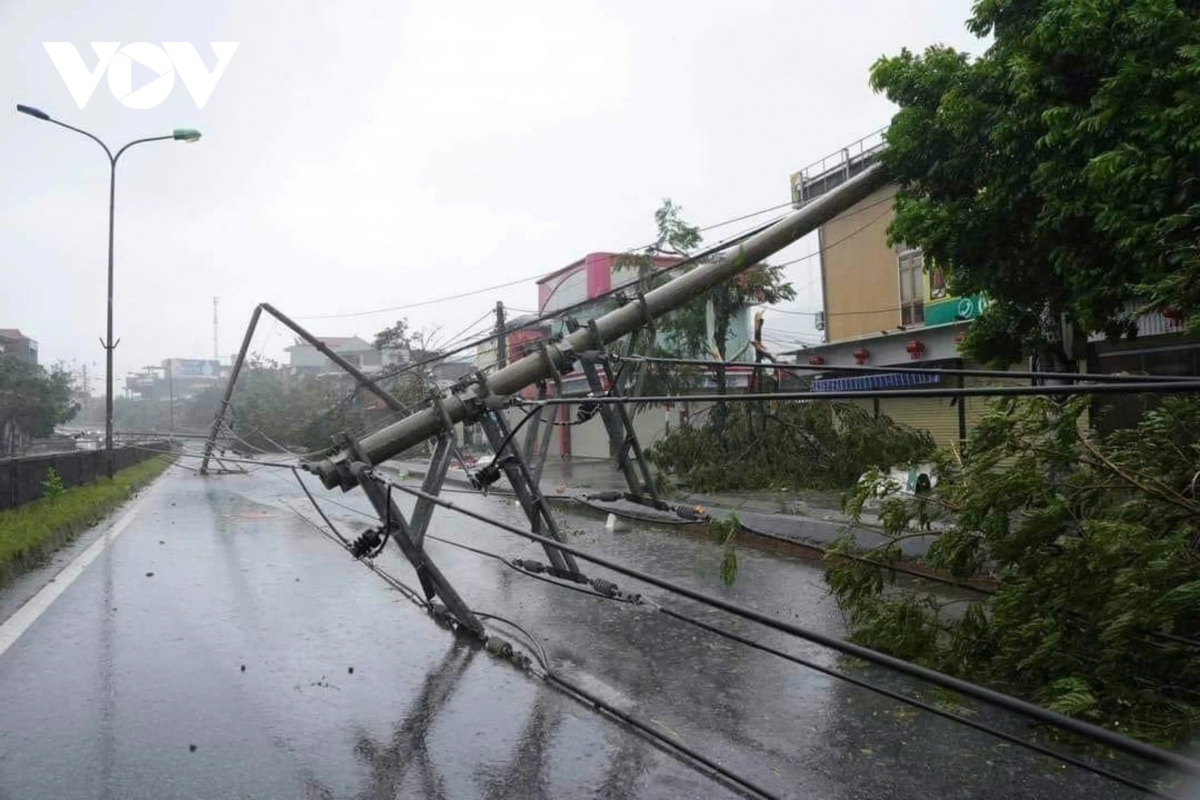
925;294;988;326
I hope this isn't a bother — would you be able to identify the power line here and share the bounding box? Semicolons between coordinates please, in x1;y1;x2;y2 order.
375;474;1200;777
773;201;894;270
329;215;784;395
515;380;1200;406
295;274;546;321
610;354;1186;384
322;194;900;405
293;200;797;322
279;462;1191;792
280;470;780;799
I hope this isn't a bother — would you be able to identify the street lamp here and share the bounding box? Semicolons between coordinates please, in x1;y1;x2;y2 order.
17;103;201;477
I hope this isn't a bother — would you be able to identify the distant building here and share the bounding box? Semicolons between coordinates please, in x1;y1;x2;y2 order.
0;329;38;365
430;359;474;389
285;336;383;376
125;358;223;402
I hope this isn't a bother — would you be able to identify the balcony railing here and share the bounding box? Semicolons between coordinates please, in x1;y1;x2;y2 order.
791;129;887;207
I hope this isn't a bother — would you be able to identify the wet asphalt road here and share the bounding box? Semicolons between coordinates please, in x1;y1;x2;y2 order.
0;457;1184;799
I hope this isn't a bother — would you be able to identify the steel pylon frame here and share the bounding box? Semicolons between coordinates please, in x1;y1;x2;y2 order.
577;317;660;502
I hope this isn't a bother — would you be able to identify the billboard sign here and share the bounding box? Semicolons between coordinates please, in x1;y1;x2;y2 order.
167;359;220;377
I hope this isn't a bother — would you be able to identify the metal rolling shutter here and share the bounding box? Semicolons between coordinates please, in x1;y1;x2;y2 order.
876;395;963;450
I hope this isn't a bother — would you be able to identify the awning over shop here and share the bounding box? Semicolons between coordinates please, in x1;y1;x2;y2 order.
812;371;943;392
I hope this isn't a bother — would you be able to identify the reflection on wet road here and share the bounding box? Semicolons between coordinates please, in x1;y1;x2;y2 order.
0;461;1180;798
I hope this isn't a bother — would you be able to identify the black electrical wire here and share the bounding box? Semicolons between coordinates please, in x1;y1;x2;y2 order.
321;191;893;415
515;380;1200;406
281;481;777;799
542;671;778;800
477;403;546;476
281;462;1197;792
295;199;797;322
391;470;1200;653
474;611;550;671
654;606;1177;799
335;215;785;395
399;518;1183;795
613;354;1187;384
138;447;298;470
376;474;1200;777
280;465;1182;795
291;468;349;546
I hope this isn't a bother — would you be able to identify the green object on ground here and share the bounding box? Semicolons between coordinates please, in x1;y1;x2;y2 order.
0;455;173;587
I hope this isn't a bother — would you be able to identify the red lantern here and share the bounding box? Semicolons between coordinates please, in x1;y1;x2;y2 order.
853;347;870;365
906;339;926;360
808;355;825;365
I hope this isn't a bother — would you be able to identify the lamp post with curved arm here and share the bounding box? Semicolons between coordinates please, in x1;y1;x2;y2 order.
17;103;200;477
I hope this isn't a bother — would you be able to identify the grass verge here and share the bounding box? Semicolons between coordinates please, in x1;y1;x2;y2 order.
0;454;175;589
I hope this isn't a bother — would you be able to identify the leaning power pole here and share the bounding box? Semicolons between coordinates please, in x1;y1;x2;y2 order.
307;164;888;491
205;165;888;641
494;301;507;370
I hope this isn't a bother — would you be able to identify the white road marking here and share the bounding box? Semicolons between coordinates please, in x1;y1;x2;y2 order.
0;488;153;659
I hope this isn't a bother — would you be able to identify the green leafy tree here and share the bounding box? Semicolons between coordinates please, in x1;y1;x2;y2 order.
870;1;1200;364
373;318;411;354
0;356;77;440
828;395;1200;743
615;200;796;420
190;356;374;454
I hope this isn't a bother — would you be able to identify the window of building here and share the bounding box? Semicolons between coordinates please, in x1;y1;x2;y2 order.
897;248;925;326
929;264;947;300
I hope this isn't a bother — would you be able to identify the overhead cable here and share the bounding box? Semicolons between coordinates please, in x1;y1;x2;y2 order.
376;474;1200;777
516;380;1200;407
294;199;798;322
611;354;1186;384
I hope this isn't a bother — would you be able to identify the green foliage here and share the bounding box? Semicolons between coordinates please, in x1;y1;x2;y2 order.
0;356;78;439
827;395;1200;743
649;401;935;493
613;200;796;411
372;318;411;353
0;455;171;575
711;513;742;586
41;468;65;504
227;357;374;453
871;0;1200;360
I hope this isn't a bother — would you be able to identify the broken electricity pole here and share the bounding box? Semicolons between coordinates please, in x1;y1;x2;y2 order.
204;164;888;636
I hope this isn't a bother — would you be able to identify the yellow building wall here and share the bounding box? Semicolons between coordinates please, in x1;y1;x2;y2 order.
821;186;900;342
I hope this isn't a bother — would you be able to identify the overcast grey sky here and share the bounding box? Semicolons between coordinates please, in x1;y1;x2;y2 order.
2;0;983;388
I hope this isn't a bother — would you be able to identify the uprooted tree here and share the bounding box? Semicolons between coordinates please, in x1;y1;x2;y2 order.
649;401;935;493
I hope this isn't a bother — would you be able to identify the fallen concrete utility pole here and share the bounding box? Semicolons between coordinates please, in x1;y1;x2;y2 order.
309;163;888;490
